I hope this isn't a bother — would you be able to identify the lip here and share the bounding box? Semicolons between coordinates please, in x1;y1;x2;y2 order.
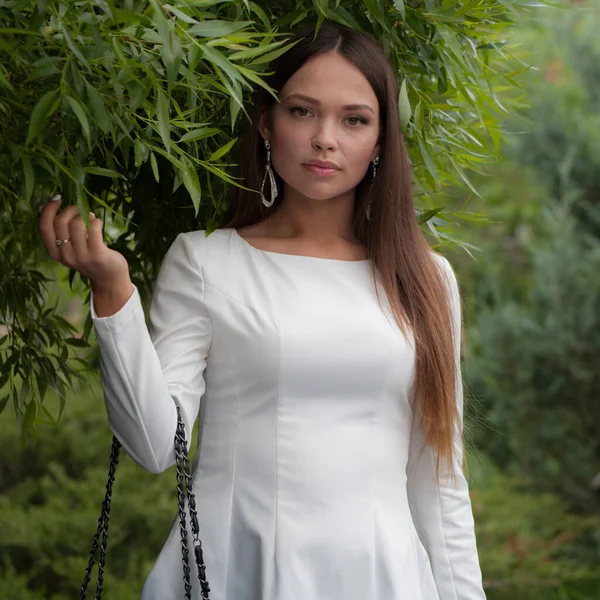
303;160;341;177
304;160;340;170
303;164;340;177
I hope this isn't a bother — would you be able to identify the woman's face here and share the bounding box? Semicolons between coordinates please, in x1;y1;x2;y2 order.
259;51;381;203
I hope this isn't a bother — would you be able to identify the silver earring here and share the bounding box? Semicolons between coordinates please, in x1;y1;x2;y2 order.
366;157;380;221
372;156;380;179
260;140;278;208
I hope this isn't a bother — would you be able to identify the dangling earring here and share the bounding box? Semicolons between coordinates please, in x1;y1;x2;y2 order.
260;140;278;208
372;156;380;179
366;156;380;221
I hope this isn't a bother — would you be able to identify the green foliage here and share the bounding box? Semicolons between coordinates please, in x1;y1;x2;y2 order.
463;200;600;512
469;455;600;600
506;0;600;230
0;380;183;599
0;0;543;436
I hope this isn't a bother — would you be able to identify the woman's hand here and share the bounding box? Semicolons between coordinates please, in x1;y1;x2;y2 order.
39;194;133;316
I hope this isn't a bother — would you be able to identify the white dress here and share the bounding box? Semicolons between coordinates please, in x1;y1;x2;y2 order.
90;227;486;600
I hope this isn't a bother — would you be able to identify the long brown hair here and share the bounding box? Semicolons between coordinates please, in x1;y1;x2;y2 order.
220;23;464;485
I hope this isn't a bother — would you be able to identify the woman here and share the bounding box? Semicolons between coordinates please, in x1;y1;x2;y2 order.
38;22;486;600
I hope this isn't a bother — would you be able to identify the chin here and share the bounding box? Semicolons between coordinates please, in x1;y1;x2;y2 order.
285;178;356;202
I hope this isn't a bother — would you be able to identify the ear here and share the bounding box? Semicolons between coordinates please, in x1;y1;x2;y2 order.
258;106;272;143
370;143;381;163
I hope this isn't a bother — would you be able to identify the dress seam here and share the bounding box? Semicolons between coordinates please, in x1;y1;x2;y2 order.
224;346;241;600
204;282;253;312
370;390;378;599
437;482;460;600
274;308;282;597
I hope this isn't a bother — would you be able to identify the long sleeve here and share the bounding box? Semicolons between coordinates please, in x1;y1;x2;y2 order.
90;232;213;473
406;254;486;599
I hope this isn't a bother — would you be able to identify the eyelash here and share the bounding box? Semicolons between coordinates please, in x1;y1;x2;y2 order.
289;106;369;127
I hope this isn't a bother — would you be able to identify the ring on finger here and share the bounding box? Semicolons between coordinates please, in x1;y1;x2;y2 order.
55;238;70;247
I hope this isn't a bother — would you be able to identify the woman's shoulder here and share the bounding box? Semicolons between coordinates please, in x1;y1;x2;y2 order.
429;249;456;280
428;249;460;307
168;228;244;280
174;227;235;257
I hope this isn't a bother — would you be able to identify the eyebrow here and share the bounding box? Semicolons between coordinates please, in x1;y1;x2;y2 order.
282;93;376;115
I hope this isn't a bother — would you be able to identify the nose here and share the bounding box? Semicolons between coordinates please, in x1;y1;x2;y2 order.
311;119;337;151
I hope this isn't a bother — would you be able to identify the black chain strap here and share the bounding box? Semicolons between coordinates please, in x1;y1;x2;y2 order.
80;406;211;599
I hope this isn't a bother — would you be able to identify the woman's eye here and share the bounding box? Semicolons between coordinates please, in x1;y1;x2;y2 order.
290;107;311;117
346;116;368;127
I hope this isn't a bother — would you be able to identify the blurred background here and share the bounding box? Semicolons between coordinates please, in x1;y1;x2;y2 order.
1;1;600;598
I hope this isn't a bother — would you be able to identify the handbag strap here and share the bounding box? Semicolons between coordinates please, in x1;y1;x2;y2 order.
80;406;211;599
174;407;211;599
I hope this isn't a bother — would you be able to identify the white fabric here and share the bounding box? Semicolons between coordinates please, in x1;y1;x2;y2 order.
90;227;486;600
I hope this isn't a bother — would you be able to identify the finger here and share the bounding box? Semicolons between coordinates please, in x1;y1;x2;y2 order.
38;194;63;260
54;205;82;265
87;214;105;254
68;214;89;263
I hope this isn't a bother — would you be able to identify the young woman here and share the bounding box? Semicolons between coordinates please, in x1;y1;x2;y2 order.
39;23;486;600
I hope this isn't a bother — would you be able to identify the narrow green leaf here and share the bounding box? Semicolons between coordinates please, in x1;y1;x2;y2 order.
200;43;245;86
393;0;406;20
58;393;66;421
65;95;91;148
250;40;300;65
398;79;411;131
179;127;221;143
134;138;149;167
180;161;202;214
22;154;34;201
247;2;270;30
83;166;125;178
0;394;8;415
0;27;42;36
85;82;110;133
328;6;361;29
65;337;90;347
156;88;172;154
314;0;329;17
40;405;57;426
188;20;253;38
418;206;445;225
163;4;199;24
314;0;329;30
0;71;15;92
417;136;438;180
206;217;219;236
150;152;160;182
163;26;183;91
209;138;237;161
60;23;90;71
413;100;424;131
438;26;464;66
228;40;287;62
448;156;484;199
26;89;59;144
22;400;37;445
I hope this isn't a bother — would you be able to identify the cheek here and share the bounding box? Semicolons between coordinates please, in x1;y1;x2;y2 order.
271;118;306;159
349;140;377;165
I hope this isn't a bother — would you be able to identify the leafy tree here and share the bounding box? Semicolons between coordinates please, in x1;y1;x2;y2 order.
505;0;600;232
463;199;600;513
0;0;545;436
435;0;600;512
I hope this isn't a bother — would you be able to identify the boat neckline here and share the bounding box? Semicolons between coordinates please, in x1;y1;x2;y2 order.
230;228;370;264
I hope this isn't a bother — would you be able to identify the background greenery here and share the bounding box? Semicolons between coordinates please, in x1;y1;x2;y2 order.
2;0;600;598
